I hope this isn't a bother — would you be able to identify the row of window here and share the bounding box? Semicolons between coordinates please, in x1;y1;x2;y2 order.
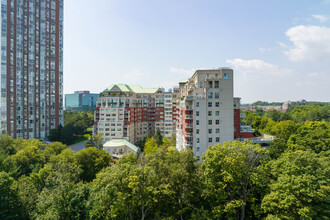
196;102;221;107
195;128;220;134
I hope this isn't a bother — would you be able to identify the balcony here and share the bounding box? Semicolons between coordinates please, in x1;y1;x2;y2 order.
240;113;246;118
185;115;193;119
185;132;193;137
185;141;193;147
185;95;194;101
185;123;193;128
185;105;193;110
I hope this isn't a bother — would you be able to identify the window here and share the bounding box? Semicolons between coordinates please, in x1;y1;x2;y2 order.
216;128;220;134
215;74;218;78
215;102;220;107
208;92;213;99
208;102;212;107
196;120;199;125
199;82;203;88
208;120;212;125
215;92;219;99
216;137;220;142
196;129;199;134
234;127;236;132
216;111;219;116
234;118;237;124
208;138;212;143
208;111;212;116
208;81;213;88
216;120;220;125
196;102;199;107
196;111;199;116
208;129;212;134
224;73;229;79
196;147;200;152
215;81;219;88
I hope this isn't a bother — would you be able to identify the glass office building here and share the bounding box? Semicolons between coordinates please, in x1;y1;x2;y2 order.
0;0;63;139
65;91;99;111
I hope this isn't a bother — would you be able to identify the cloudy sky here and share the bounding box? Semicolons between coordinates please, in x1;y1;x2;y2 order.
64;0;330;103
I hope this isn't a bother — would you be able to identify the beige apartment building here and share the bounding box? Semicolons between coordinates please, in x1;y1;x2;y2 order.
93;84;178;143
176;68;235;159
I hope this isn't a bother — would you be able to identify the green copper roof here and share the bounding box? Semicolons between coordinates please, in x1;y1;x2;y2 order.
179;79;188;84
103;84;159;94
103;139;140;153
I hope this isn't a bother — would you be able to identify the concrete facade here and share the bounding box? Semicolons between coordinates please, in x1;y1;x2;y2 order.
93;84;177;144
176;68;235;159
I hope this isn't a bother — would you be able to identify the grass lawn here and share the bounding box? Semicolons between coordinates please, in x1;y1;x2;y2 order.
72;133;91;144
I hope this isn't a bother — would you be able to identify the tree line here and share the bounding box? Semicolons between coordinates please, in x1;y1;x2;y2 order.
1;118;329;219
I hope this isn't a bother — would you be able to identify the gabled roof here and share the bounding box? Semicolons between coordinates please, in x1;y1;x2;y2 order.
103;139;140;153
103;84;158;94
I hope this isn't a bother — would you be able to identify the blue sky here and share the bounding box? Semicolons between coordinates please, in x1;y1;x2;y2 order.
64;0;330;103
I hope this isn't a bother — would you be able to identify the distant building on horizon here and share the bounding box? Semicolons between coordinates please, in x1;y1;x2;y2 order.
0;0;64;139
282;99;307;111
65;91;99;111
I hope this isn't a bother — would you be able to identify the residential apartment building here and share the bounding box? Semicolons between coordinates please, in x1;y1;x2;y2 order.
65;91;99;111
0;0;64;138
234;97;253;140
93;84;177;143
176;68;235;159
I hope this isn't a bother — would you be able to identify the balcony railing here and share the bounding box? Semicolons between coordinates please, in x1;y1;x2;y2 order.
185;141;193;147
185;115;193;119
185;123;193;128
185;132;193;137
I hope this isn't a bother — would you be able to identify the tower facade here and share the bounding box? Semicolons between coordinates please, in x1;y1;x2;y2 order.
176;68;234;160
0;0;64;138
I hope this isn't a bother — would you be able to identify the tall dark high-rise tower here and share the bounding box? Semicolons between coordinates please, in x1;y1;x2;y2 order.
0;0;63;139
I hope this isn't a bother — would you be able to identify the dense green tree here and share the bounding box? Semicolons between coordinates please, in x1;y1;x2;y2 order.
0;171;23;219
265;110;283;122
287;121;330;153
144;136;158;155
262;150;330;219
0;134;15;155
75;147;112;182
85;132;103;149
43;142;67;162
268;120;299;158
154;128;163;146
88;148;201;219
12;145;45;177
287;103;330;123
201;140;268;219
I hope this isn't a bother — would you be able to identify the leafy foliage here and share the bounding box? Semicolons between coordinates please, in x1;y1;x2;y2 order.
49;111;94;145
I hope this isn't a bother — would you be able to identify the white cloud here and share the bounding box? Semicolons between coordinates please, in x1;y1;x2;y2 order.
278;41;288;49
225;58;296;102
284;25;330;62
258;47;274;53
123;69;146;82
312;14;328;23
169;67;195;76
226;58;293;77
